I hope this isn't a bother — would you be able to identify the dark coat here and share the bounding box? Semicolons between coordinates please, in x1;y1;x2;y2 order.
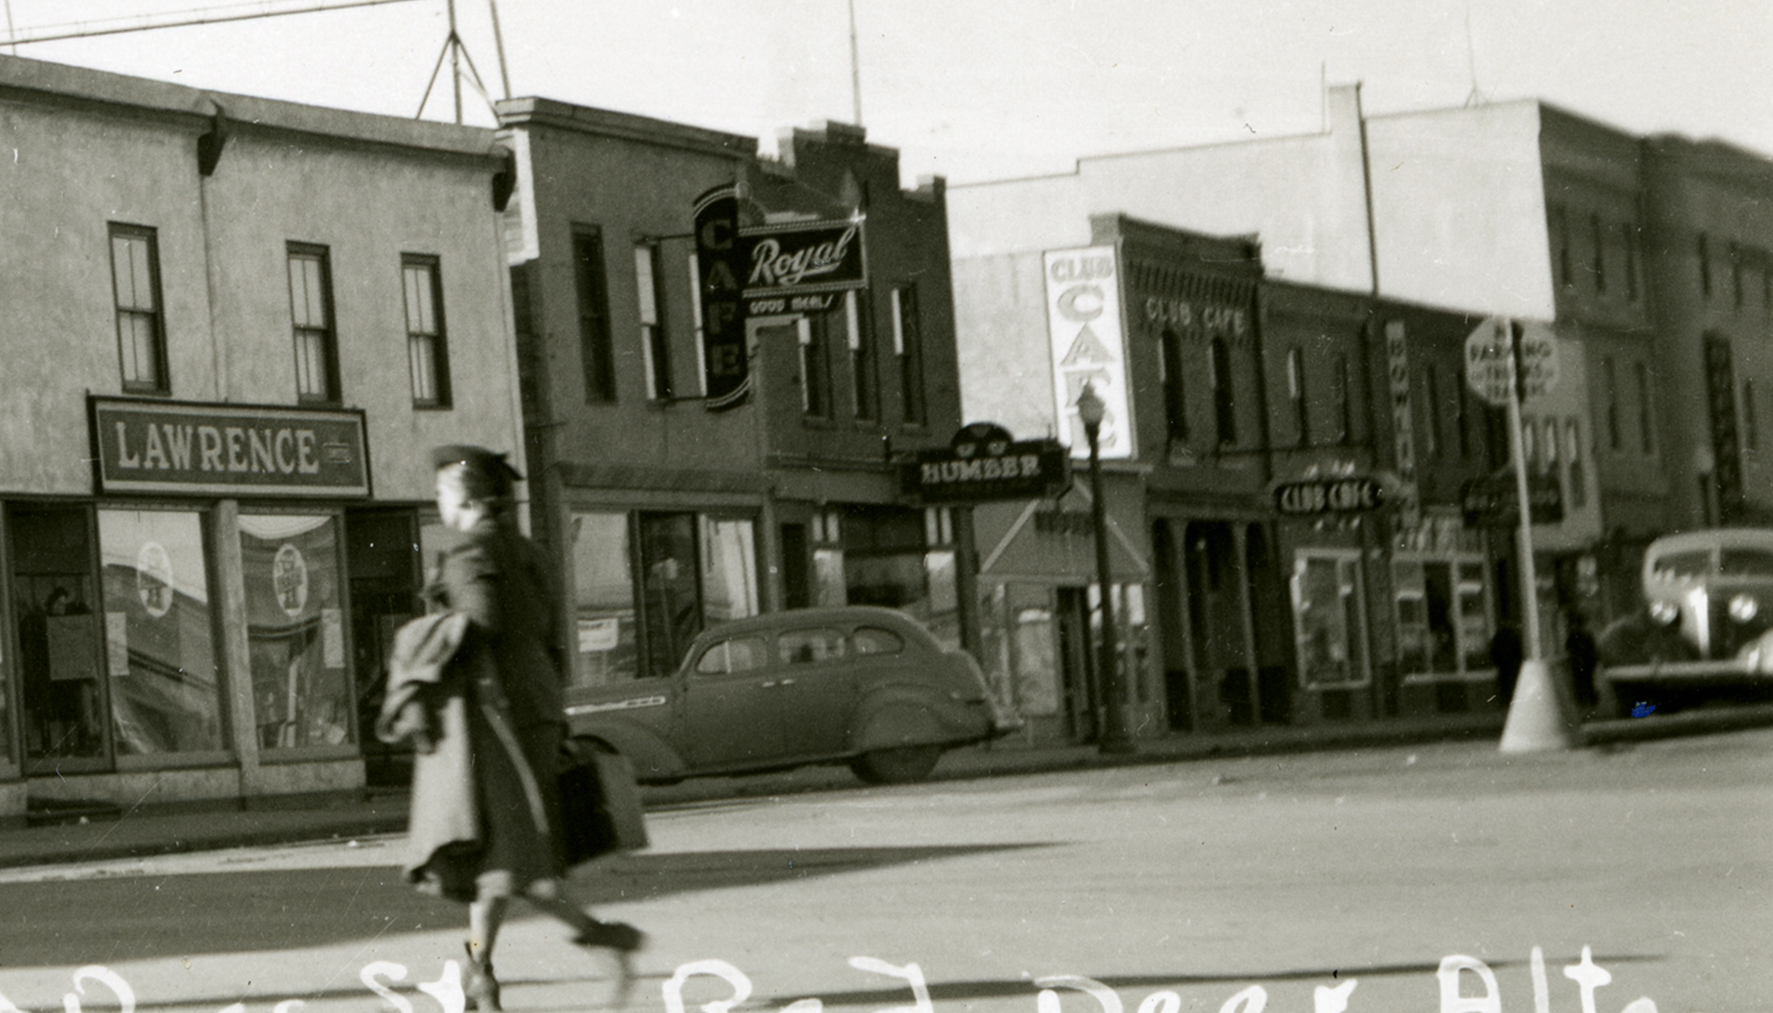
384;519;572;903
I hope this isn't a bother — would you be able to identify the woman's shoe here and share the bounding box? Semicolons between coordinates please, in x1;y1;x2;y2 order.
575;921;645;1007
574;920;645;953
464;943;502;1012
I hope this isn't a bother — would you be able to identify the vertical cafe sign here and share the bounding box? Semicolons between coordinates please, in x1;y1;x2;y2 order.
1044;245;1133;460
694;184;749;410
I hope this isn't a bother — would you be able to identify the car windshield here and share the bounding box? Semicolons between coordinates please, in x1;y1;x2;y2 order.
1720;548;1773;577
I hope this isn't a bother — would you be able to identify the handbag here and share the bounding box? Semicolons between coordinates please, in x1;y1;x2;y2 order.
558;743;650;864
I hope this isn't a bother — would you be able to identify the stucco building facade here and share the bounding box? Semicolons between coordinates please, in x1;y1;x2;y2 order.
0;55;524;821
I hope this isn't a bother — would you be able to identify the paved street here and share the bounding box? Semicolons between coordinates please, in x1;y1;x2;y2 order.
0;728;1767;1013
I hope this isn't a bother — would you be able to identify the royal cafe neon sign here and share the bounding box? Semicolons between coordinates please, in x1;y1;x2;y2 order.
1045;246;1133;461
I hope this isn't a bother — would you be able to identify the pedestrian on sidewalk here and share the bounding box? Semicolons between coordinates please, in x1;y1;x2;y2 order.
379;445;644;1011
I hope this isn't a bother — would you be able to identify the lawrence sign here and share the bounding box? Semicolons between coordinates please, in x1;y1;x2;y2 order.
91;397;370;498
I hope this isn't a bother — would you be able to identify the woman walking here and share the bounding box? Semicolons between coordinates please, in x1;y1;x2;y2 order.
380;445;643;1011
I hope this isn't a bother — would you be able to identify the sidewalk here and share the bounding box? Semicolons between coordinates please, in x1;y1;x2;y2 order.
1;705;1768;871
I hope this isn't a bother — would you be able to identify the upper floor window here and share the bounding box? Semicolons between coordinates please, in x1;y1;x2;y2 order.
1331;353;1353;445
892;286;926;427
287;244;339;403
1634;359;1656;456
1730;242;1745;311
1589;213;1606;294
1422;363;1443;460
402;255;452;408
1160;328;1187;443
1209;337;1236;446
634;241;671;400
1565;418;1587;508
1623;222;1641;303
1551;204;1572;290
1745;378;1759;453
110;224;168;394
798;312;831;419
1697;233;1713;299
1602;355;1622;451
847;291;877;421
1285;347;1308;446
575;227;615;403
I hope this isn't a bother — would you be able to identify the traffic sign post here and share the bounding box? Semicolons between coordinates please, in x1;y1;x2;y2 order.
1466;317;1575;752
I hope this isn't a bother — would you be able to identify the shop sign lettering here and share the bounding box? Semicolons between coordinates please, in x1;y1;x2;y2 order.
1145;296;1250;343
900;437;1069;504
1045;246;1133;460
1274;477;1387;516
741;219;867;298
694;185;750;408
1;947;1662;1013
90;397;369;498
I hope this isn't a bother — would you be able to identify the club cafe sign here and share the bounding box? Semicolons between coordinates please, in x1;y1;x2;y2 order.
90;397;370;498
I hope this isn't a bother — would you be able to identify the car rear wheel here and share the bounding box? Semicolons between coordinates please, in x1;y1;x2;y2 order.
851;745;942;785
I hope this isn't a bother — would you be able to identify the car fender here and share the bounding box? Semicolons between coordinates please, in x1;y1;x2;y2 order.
565;715;688;784
850;686;961;752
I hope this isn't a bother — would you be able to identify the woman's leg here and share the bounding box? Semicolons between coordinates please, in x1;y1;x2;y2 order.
469;896;510;962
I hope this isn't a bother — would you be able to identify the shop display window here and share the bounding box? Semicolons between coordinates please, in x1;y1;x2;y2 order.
570;510;638;686
99;509;225;758
1292;552;1367;688
239;513;353;750
1394;556;1492;679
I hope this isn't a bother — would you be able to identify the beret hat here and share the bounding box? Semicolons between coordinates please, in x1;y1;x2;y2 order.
431;444;523;482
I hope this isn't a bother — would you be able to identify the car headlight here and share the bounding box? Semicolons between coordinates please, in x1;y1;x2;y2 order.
1729;593;1760;623
1648;600;1679;626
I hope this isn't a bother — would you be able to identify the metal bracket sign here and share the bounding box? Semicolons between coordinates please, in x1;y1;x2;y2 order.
742;216;867;317
899;423;1070;504
694;184;750;409
1460;472;1565;527
1273;476;1388;516
90;397;369;498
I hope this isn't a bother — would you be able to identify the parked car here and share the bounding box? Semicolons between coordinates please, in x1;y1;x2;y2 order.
563;606;1020;785
1598;528;1773;714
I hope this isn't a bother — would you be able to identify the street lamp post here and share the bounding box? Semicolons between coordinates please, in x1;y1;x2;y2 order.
1076;382;1135;754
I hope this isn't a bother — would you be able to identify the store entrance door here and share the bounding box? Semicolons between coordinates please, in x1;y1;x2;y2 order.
345;509;423;787
10;503;111;774
1056;587;1098;742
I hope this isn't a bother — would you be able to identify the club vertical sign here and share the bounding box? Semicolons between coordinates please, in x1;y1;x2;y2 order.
1044;245;1133;460
695;184;749;410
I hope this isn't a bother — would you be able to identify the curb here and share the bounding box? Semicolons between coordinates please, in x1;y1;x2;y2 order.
2;707;1769;870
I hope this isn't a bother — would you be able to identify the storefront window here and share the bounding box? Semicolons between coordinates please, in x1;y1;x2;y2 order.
1009;583;1061;716
1292;552;1365;688
98;509;225;757
639;512;702;677
700;517;759;624
239;514;352;750
1394;555;1491;679
571;511;637;686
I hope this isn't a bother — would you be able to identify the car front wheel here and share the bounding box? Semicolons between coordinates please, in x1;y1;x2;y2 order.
851;745;942;785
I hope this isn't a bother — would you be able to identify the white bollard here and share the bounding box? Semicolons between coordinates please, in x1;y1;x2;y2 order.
1498;658;1578;753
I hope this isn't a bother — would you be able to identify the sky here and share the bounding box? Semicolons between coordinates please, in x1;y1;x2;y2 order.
5;0;1771;187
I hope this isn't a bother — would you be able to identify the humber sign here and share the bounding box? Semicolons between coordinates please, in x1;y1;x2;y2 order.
899;423;1069;505
90;397;370;498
